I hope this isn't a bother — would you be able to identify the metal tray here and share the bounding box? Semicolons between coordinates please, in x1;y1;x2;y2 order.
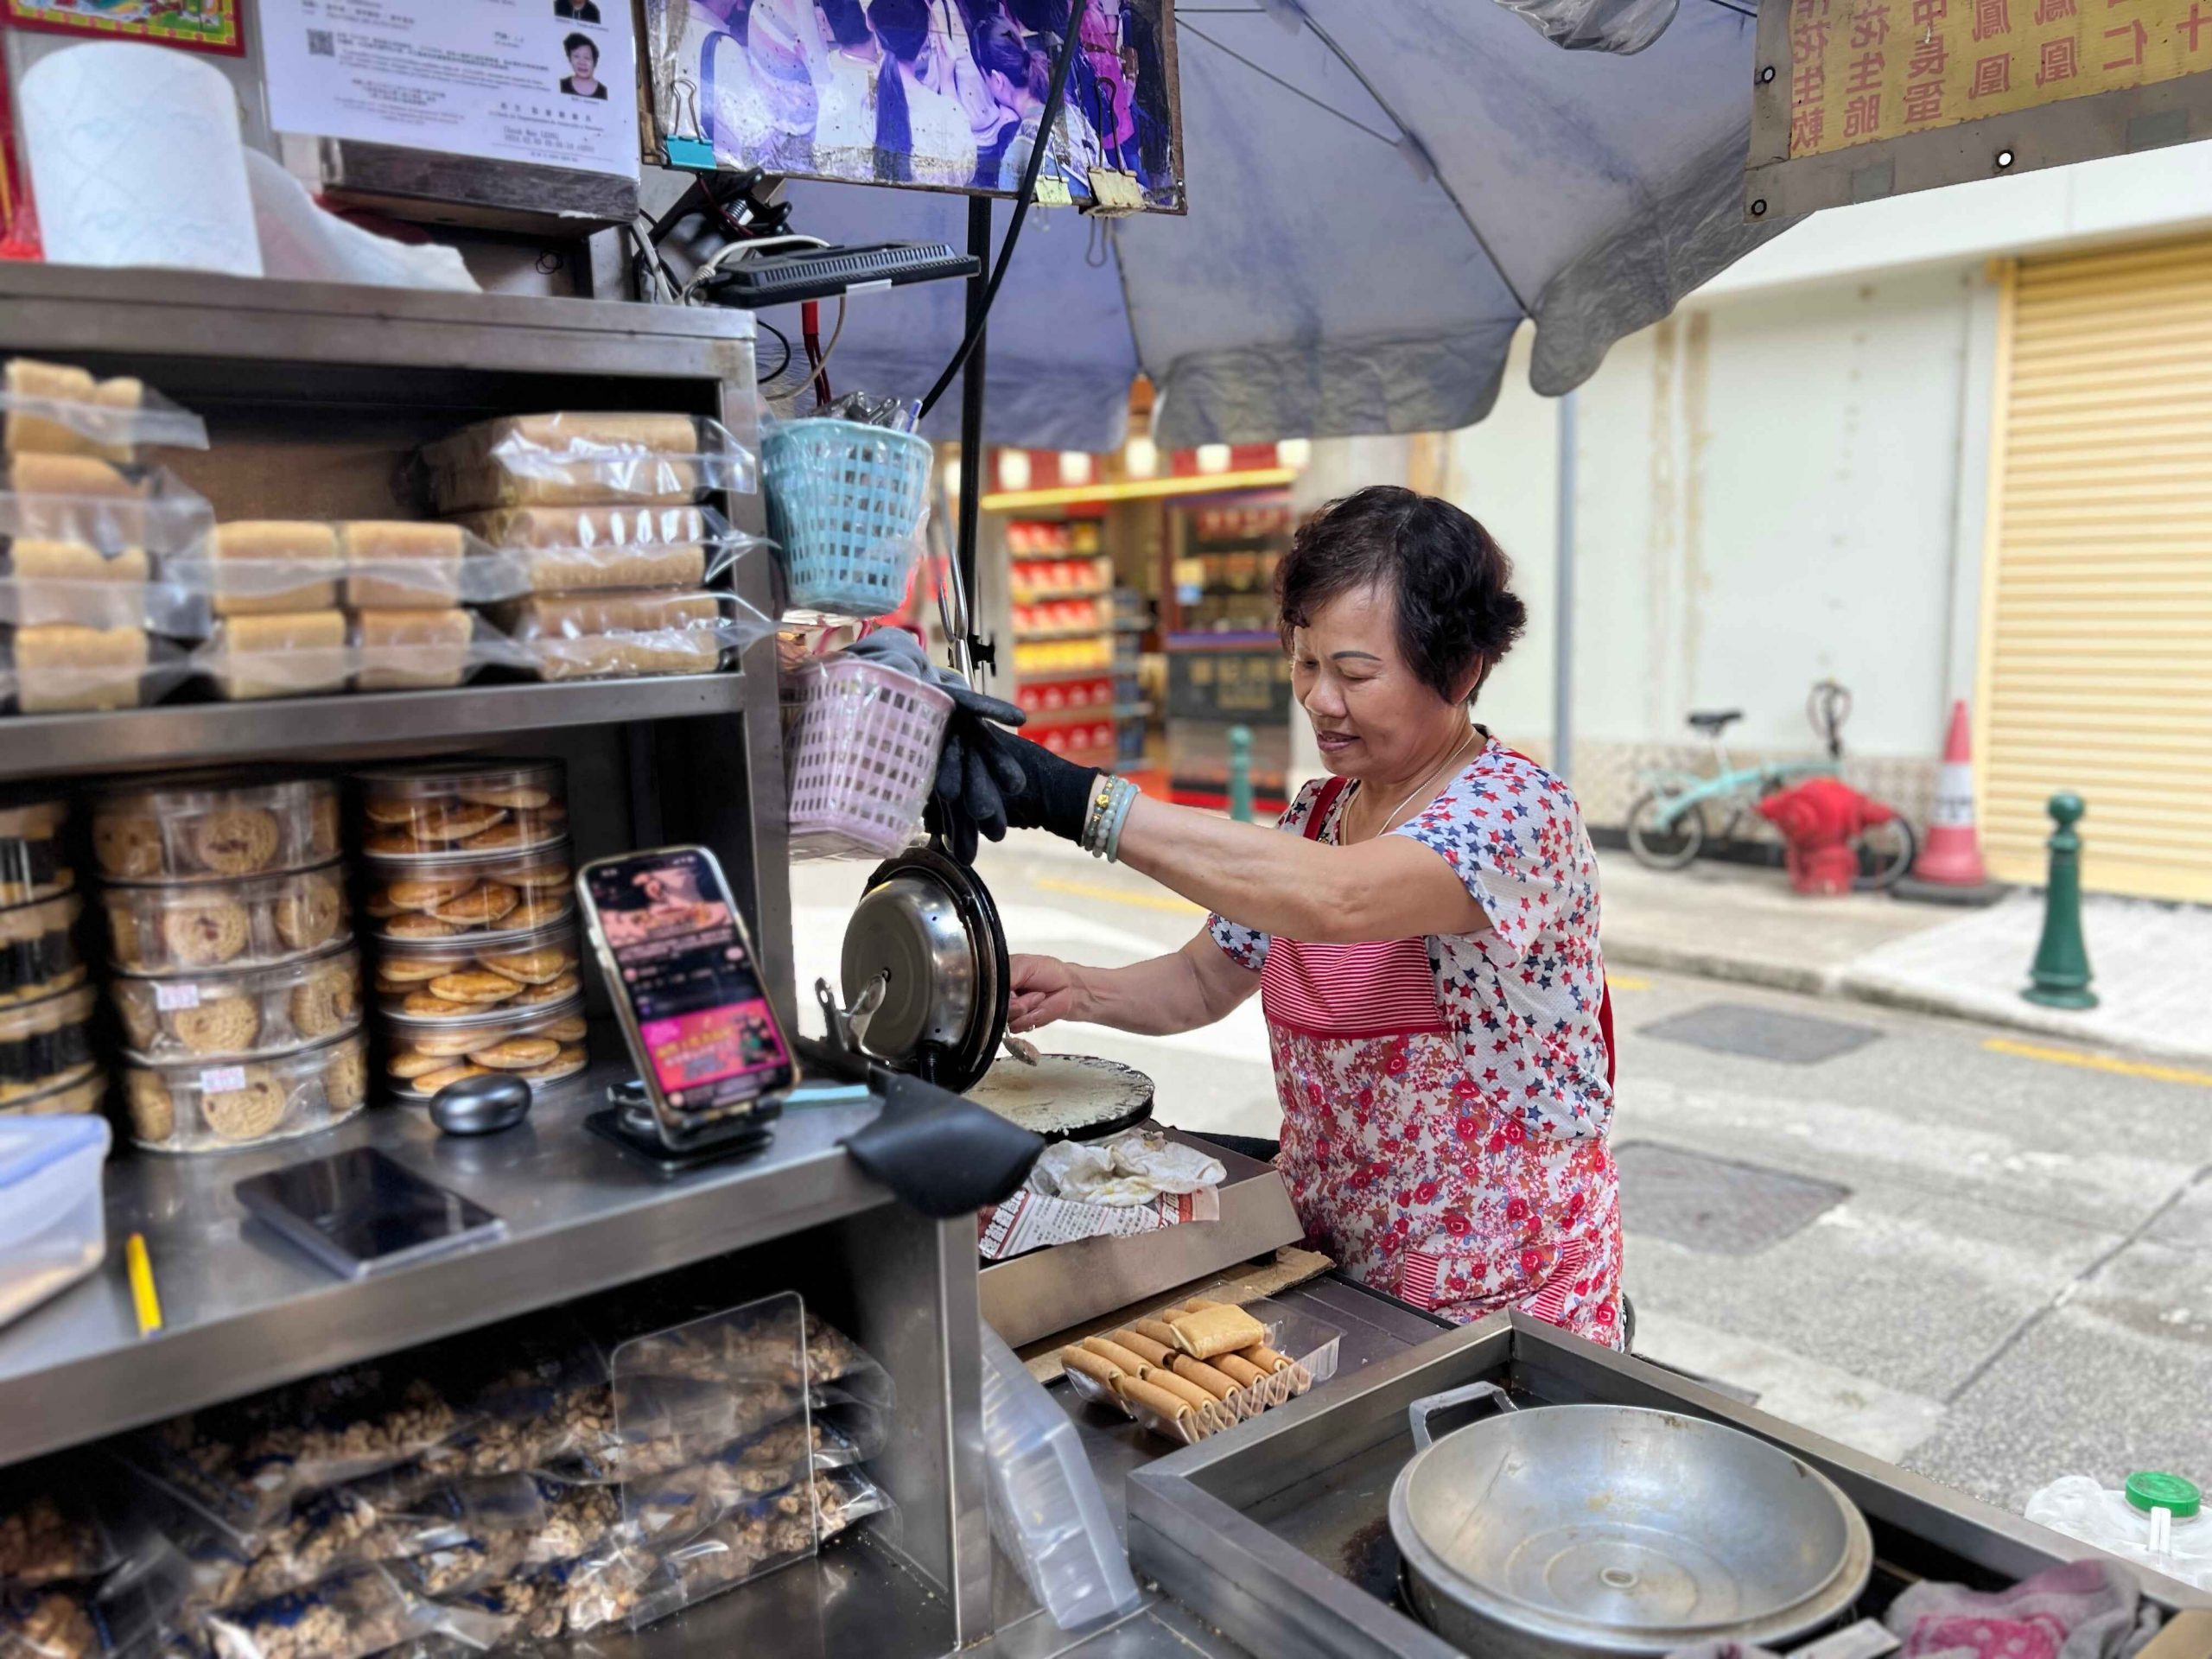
1127;1312;2212;1659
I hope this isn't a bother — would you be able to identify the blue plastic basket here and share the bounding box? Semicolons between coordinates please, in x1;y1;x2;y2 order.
763;418;934;619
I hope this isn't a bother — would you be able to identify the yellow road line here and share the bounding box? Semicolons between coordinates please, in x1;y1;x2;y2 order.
1608;975;1652;992
1033;874;1205;914
1982;1037;2212;1088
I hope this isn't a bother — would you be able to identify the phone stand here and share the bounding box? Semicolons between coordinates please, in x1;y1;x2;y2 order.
582;1078;782;1177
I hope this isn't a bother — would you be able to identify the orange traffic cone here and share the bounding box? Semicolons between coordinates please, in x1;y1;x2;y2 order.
1916;699;1987;886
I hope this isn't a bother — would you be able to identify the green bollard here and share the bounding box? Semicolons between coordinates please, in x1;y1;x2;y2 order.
1228;725;1254;823
2024;791;2097;1010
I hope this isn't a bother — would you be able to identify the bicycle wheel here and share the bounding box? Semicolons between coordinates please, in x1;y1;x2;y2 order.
1625;791;1707;871
1853;817;1918;891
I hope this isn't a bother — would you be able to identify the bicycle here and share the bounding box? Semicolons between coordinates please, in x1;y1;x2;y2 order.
1623;681;1918;890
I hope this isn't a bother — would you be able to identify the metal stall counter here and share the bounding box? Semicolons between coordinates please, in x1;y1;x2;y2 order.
0;265;995;1659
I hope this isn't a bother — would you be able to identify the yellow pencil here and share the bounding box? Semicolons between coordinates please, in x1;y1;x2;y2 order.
125;1233;162;1337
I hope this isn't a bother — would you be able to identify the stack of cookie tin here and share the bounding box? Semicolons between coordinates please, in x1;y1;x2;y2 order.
356;760;591;1099
91;773;366;1153
0;793;100;1119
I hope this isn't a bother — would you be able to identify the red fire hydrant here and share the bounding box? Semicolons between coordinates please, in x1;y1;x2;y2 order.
1756;777;1897;896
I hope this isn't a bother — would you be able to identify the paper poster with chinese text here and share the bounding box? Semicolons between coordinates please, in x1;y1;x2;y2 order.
3;0;245;55
1786;0;2212;155
259;0;641;180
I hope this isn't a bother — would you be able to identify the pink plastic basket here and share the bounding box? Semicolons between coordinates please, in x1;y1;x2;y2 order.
788;657;954;858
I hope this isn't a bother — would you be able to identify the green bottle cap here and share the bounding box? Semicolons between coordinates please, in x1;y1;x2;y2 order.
2126;1472;2201;1518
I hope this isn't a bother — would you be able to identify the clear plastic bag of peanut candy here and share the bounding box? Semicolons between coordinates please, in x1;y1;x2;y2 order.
410;1321;611;1482
449;503;760;596
231;1475;545;1608
419;414;754;515
610;1294;884;1399
0;360;207;461
434;1544;655;1647
203;1566;433;1659
0;1471;119;1592
0;1589;97;1659
122;1365;477;1539
589;1294;810;1484
626;1472;893;1628
621;1416;819;1548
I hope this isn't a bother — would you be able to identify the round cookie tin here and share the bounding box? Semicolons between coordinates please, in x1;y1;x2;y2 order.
355;760;567;861
91;772;340;885
122;1029;369;1154
102;861;350;974
111;944;364;1064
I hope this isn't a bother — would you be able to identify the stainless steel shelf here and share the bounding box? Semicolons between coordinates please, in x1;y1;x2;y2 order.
0;1052;888;1465
0;674;752;781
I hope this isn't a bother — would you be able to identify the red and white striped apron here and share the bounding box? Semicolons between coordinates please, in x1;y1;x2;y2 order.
1256;774;1624;1341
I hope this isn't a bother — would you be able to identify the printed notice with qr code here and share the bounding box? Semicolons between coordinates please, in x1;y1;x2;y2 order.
259;0;639;181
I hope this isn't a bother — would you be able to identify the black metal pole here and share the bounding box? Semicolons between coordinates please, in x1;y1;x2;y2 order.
958;195;992;674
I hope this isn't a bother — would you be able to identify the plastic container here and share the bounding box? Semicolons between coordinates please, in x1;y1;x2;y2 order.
0;1115;108;1331
362;841;575;944
368;922;582;1006
91;772;340;884
421;412;748;513
110;944;363;1063
786;657;951;859
2024;1473;2212;1591
980;1324;1141;1630
1059;1297;1343;1446
358;760;567;861
761;418;931;618
0;893;86;1006
0;984;96;1106
381;995;588;1096
122;1029;368;1153
488;591;745;683
102;861;349;973
0;1070;104;1118
0;797;70;906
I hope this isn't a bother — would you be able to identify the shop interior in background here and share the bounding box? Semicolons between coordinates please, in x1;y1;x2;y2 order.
962;385;1309;812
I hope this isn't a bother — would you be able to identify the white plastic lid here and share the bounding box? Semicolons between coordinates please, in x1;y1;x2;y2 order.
0;1113;110;1185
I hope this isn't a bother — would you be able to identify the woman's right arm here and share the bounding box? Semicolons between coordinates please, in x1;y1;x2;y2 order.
1009;927;1258;1038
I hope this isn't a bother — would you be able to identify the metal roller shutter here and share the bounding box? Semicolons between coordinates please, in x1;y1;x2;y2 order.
1976;236;2212;903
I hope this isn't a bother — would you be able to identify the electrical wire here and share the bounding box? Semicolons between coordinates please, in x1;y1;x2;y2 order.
805;295;849;408
914;0;1090;421
682;233;832;304
756;317;794;385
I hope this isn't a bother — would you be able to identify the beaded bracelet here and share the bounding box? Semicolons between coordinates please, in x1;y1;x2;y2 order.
1101;779;1138;863
1080;777;1120;855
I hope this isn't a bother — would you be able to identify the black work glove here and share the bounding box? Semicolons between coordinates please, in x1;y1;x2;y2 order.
969;723;1101;844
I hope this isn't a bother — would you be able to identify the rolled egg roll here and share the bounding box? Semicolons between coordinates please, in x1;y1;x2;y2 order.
1062;1348;1123;1389
1141;1368;1219;1414
1116;1331;1174;1368
1171;1356;1242;1402
1082;1338;1152;1376
1116;1375;1198;1430
1133;1319;1181;1349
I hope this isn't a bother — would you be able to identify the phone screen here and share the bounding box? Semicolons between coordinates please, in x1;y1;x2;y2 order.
584;849;794;1114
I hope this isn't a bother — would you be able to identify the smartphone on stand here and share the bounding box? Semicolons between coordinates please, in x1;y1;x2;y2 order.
576;846;797;1151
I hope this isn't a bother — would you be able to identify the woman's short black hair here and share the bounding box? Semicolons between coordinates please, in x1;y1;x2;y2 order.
564;31;598;60
1275;486;1527;703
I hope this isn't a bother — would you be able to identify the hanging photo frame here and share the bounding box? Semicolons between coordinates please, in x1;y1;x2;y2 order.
2;0;245;56
641;0;1185;213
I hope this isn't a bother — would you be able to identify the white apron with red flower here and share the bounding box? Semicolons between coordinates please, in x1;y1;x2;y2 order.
1210;741;1624;1344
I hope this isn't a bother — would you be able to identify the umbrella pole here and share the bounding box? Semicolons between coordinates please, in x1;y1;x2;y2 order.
957;196;994;683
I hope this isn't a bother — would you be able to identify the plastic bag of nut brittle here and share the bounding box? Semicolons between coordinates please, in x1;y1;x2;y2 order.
0;1475;118;1593
219;1475;546;1610
201;1565;509;1659
620;1471;896;1631
121;1367;480;1541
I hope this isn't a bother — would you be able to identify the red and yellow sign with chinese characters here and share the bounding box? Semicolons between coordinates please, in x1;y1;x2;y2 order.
1788;0;2211;153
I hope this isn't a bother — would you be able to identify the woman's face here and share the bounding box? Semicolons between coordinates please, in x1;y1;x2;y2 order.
1290;581;1465;781
569;43;598;78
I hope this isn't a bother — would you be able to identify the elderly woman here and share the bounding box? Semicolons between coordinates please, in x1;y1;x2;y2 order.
980;487;1621;1341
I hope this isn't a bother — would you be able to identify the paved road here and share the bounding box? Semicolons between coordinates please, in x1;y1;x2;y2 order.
793;844;2212;1516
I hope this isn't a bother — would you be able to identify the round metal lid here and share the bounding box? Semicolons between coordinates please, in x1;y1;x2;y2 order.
1389;1403;1872;1655
839;844;1007;1093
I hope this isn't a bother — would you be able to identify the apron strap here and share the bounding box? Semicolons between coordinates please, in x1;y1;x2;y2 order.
1305;775;1351;842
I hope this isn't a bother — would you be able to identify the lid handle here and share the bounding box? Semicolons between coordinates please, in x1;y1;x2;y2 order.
1406;1381;1517;1452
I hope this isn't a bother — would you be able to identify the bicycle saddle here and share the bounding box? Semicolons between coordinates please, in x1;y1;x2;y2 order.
1687;709;1745;734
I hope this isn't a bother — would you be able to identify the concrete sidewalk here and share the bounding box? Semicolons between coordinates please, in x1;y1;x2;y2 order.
1600;856;2212;1068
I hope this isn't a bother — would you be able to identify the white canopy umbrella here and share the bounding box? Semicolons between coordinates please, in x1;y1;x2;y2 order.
772;0;1778;450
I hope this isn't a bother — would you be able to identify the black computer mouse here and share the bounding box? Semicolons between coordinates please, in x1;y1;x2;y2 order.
428;1073;532;1136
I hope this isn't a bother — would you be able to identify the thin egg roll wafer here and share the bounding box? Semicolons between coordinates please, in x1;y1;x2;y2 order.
1214;1353;1268;1389
1142;1368;1218;1414
1116;1375;1197;1428
1116;1331;1174;1368
1171;1356;1241;1402
1062;1348;1123;1389
1083;1338;1152;1375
